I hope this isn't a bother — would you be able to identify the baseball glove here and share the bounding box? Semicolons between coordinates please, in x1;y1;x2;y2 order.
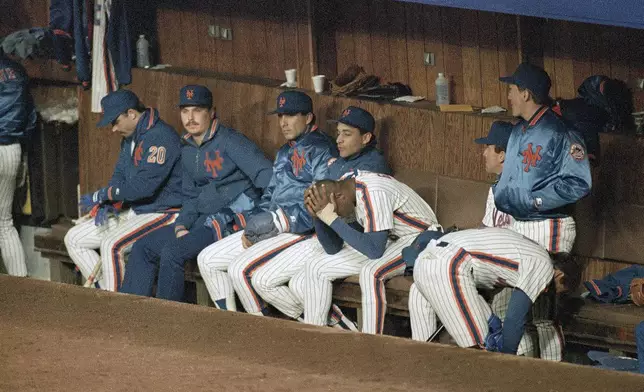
631;278;644;306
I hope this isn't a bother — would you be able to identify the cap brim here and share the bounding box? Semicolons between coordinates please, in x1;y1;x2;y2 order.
474;137;491;144
96;114;117;128
267;109;300;115
499;76;515;84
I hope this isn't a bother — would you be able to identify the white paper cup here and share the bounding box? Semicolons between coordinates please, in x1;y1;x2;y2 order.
312;75;326;93
285;69;297;86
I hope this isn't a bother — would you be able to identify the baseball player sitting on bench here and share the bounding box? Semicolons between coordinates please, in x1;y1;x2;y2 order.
409;227;580;354
197;91;337;313
495;63;592;360
292;171;440;334
65;90;183;291
248;106;391;328
120;85;273;301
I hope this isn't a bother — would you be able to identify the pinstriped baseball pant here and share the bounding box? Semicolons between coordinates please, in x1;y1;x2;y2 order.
288;236;414;335
64;210;176;291
0;143;26;276
197;231;310;315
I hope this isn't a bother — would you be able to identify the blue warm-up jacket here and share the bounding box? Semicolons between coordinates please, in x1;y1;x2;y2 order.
0;57;36;145
494;106;592;220
174;119;273;230
106;108;183;213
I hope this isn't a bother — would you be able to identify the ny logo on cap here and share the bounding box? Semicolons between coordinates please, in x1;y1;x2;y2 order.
342;109;351;117
279;97;286;108
186;89;194;100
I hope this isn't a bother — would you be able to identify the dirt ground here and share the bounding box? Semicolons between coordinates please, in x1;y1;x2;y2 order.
0;276;642;392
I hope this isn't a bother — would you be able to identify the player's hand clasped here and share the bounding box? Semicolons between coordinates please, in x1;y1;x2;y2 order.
305;184;338;226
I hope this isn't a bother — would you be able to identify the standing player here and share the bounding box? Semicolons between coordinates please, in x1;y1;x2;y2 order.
496;63;591;360
496;63;591;254
120;85;273;301
410;227;575;355
64;90;183;291
197;91;336;313
0;54;36;276
249;106;390;323
290;171;439;334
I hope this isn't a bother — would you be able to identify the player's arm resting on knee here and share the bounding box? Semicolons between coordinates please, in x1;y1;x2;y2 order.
316;200;388;259
103;133;181;203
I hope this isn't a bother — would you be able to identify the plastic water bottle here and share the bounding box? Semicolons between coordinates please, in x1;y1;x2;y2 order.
435;73;450;106
136;35;150;68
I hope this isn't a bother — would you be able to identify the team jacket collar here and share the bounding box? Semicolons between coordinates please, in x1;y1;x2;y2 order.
182;118;220;147
523;106;549;130
288;124;318;147
134;108;160;141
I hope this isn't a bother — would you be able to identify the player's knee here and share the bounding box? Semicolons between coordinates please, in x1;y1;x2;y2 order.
251;271;269;293
288;276;304;299
159;243;182;267
196;249;211;270
227;258;247;282
306;260;329;281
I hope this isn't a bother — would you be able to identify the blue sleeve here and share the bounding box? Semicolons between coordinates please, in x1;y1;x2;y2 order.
314;218;344;254
500;289;533;355
274;145;334;234
531;134;592;212
329;218;388;259
174;168;199;231
109;132;181;202
108;140;129;189
228;132;273;189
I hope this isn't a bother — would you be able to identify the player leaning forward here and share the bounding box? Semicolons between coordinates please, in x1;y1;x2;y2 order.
409;227;579;354
294;171;440;334
197;91;337;312
120;85;273;301
65;90;183;291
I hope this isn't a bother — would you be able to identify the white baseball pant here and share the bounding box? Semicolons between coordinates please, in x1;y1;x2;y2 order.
0;143;27;276
510;217;575;254
288;235;415;334
64;209;176;291
197;231;311;315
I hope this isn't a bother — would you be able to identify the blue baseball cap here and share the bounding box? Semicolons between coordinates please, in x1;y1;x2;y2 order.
328;106;375;134
179;85;213;107
268;91;313;115
96;90;140;127
499;63;551;103
474;121;513;149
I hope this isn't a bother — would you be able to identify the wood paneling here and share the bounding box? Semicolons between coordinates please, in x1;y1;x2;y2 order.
0;0;49;37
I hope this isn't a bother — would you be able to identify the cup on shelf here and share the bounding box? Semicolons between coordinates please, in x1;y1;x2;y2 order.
285;69;297;87
312;75;326;93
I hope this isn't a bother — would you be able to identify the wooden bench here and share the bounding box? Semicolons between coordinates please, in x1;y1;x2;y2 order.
34;220;643;353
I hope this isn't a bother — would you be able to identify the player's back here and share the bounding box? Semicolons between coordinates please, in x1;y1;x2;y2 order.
353;172;438;237
439;228;549;261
